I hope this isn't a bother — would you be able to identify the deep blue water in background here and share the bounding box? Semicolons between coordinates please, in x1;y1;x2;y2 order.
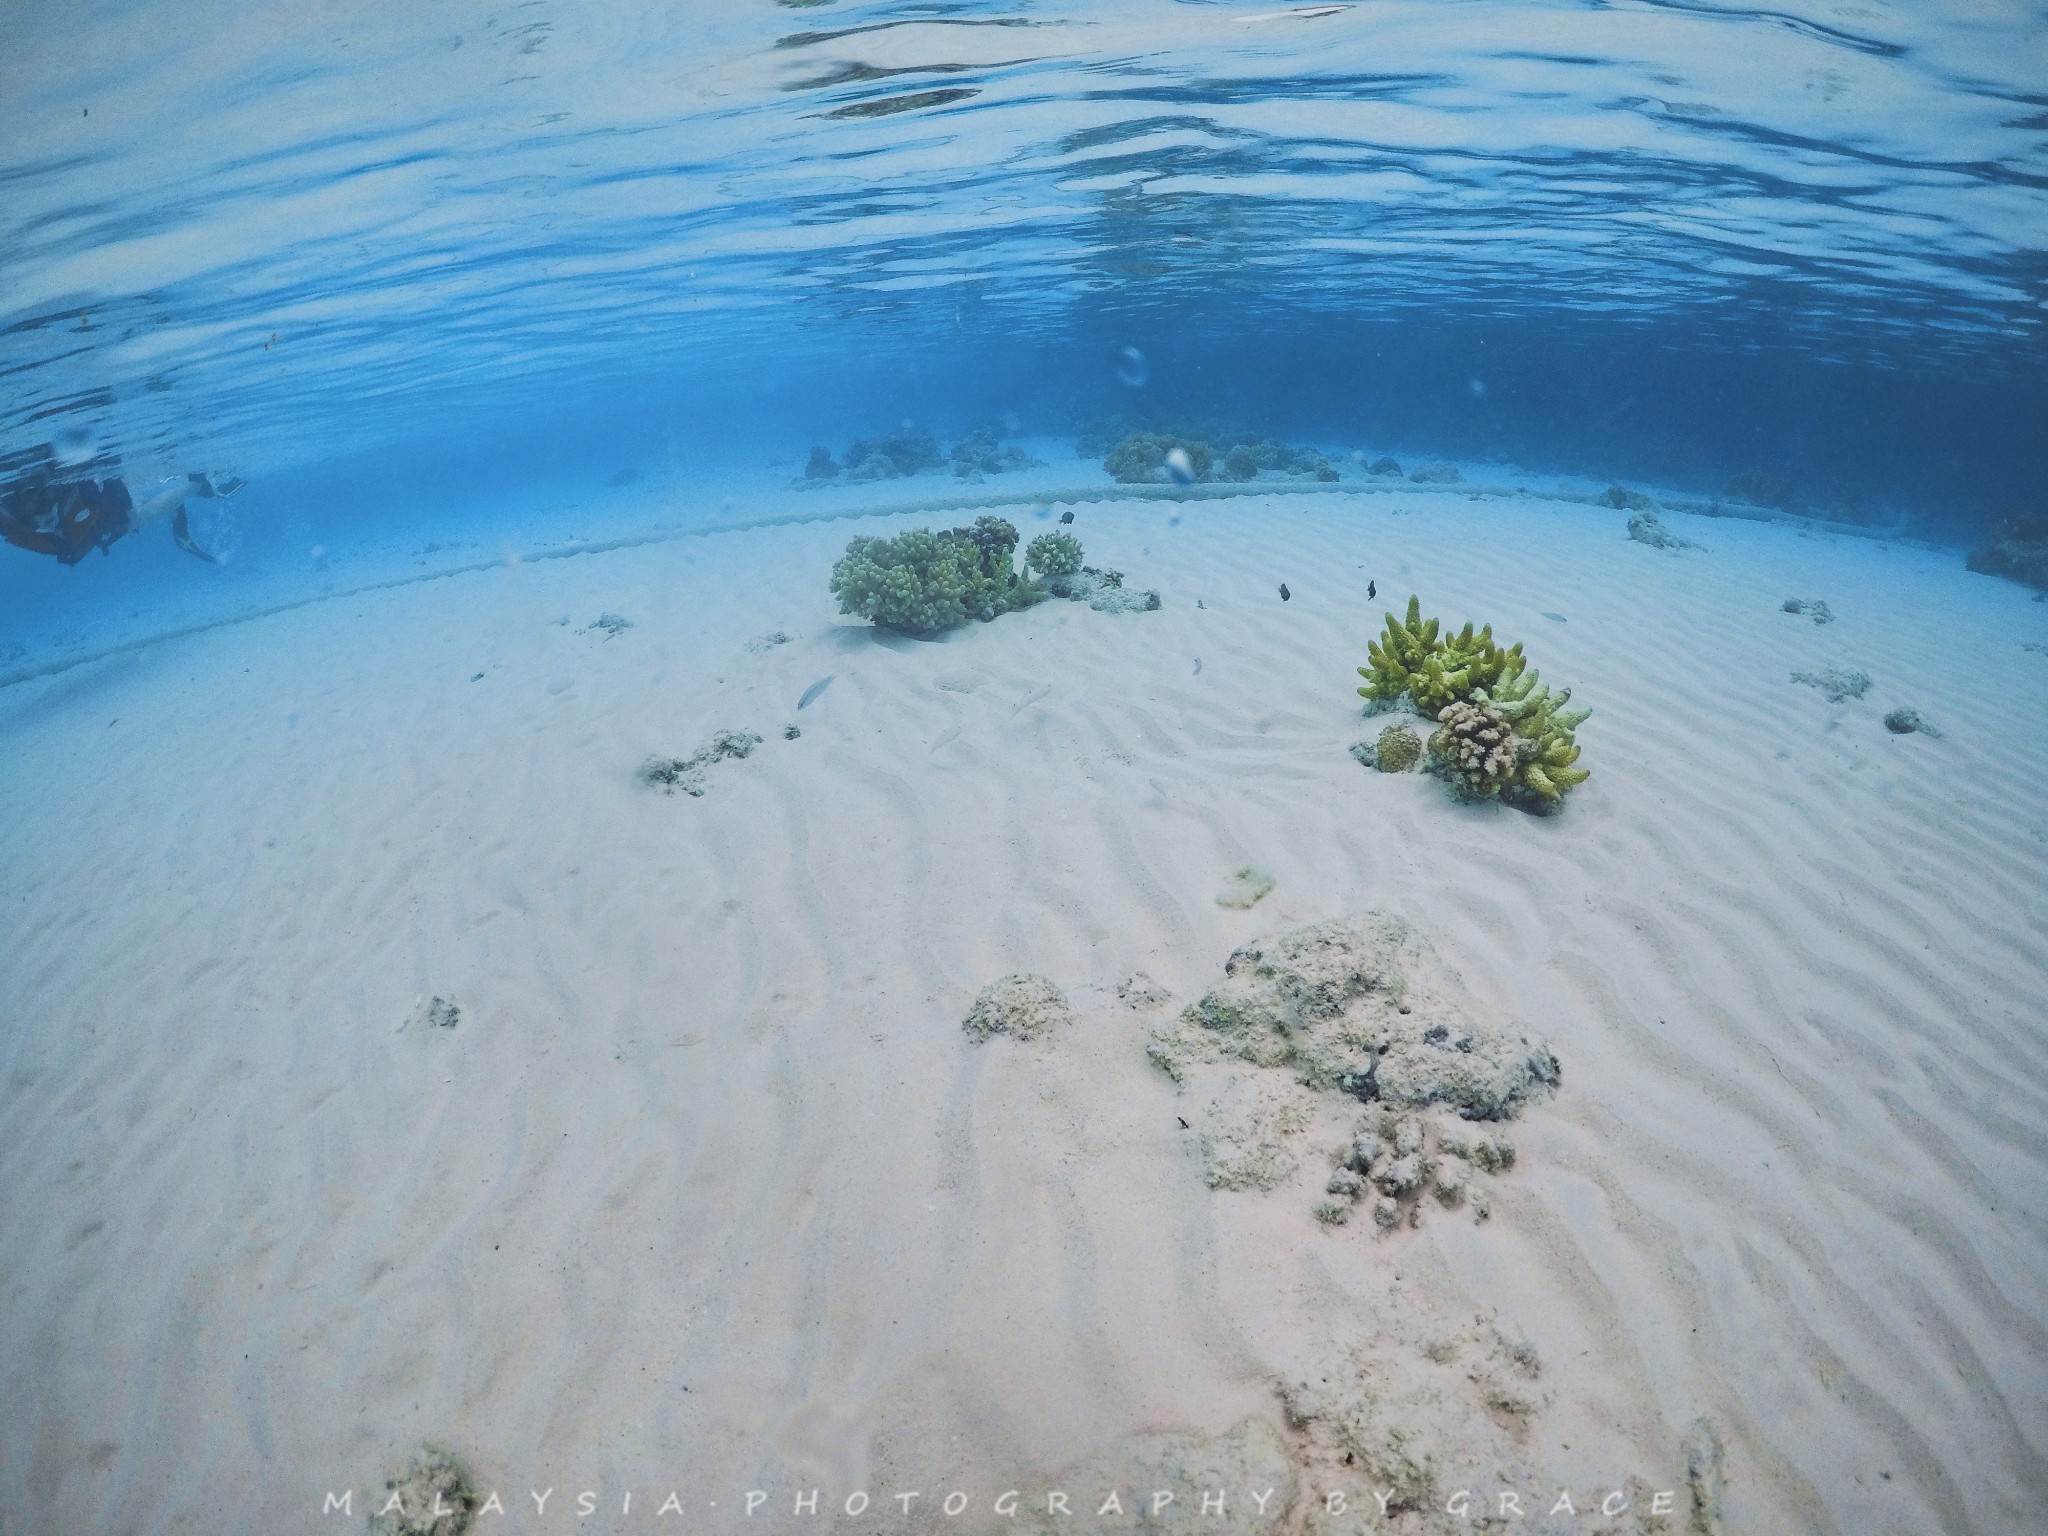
2;0;2044;614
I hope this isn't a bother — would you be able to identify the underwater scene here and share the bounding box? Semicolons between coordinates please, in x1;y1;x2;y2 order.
4;2;2047;1533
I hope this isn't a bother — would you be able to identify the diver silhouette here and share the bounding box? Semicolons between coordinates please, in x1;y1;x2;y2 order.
0;460;240;565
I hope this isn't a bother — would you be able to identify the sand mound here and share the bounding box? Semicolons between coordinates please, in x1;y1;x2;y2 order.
963;974;1073;1042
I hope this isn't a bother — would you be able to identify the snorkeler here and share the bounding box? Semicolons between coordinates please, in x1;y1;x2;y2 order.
0;464;239;565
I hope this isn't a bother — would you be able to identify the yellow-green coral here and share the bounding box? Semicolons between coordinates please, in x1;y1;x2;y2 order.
1358;596;1440;705
1516;726;1589;802
1473;665;1590;803
1359;595;1591;808
1357;597;1521;715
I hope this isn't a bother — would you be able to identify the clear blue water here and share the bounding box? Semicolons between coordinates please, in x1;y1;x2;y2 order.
7;11;2048;1529
2;0;2044;627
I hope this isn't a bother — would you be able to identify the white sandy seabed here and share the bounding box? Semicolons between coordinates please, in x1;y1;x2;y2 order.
1;484;2045;1536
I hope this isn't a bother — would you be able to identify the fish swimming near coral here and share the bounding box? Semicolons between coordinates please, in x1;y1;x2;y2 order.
797;676;834;709
1059;510;1074;524
1367;580;1376;600
1279;583;1291;601
1164;447;1197;485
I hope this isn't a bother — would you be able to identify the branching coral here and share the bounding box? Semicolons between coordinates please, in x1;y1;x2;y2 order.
1025;530;1083;577
1480;668;1590;804
1357;597;1521;715
830;516;1040;635
1358;596;1590;809
1358;596;1442;707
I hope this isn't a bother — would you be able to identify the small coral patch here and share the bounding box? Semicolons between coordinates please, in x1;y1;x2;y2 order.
1373;723;1422;773
1357;596;1590;810
963;974;1073;1042
1215;867;1275;909
370;1446;476;1536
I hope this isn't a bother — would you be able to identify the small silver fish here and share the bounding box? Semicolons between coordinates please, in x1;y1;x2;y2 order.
1192;658;1203;675
1164;447;1196;485
797;676;834;709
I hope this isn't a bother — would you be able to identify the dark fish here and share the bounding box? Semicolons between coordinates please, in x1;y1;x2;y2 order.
1177;1116;1190;1129
1192;658;1203;675
797;675;834;710
1278;583;1291;601
1059;510;1074;524
1367;580;1377;600
1541;611;1567;623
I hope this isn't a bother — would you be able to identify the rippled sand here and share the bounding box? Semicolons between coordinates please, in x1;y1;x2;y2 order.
2;486;2044;1533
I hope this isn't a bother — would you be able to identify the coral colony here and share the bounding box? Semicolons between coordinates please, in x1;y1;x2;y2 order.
1357;596;1591;811
830;518;1158;636
1098;430;1337;485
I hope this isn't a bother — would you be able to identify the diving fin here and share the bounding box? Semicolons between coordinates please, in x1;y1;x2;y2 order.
172;505;222;564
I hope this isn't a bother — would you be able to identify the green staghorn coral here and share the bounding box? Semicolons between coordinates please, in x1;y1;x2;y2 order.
1357;597;1522;715
1358;596;1591;809
1478;663;1591;803
1358;596;1440;706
